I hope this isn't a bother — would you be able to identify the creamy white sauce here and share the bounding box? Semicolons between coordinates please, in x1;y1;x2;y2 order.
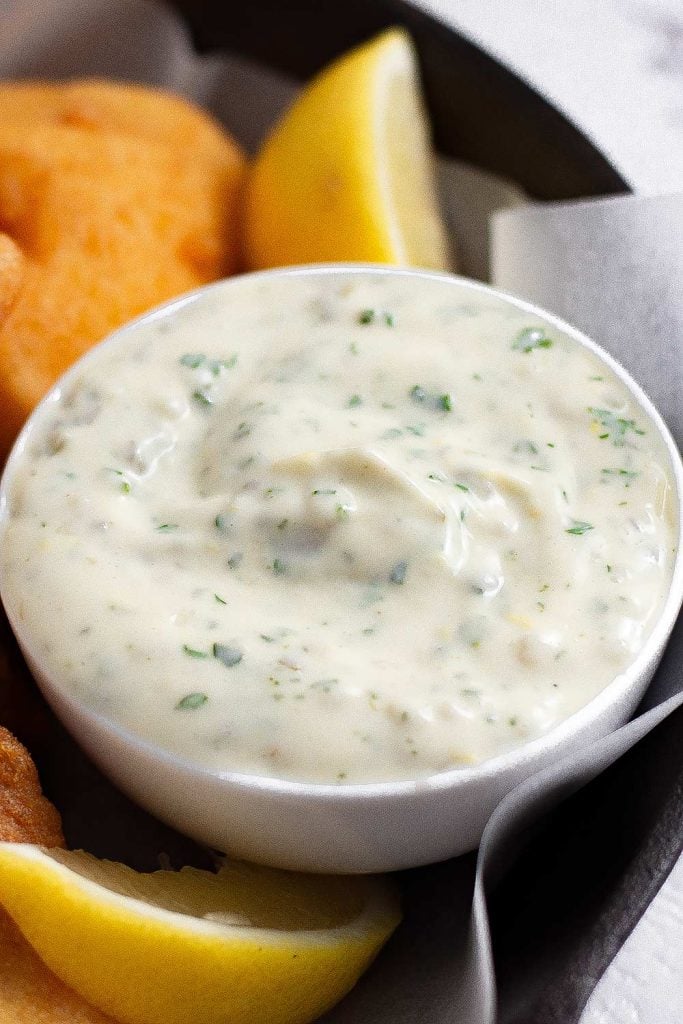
1;270;678;783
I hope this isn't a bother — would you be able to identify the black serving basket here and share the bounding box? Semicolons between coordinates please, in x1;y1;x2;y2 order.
168;0;629;201
4;4;678;1024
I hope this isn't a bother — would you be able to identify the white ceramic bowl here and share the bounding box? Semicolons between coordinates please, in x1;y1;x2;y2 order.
1;266;682;874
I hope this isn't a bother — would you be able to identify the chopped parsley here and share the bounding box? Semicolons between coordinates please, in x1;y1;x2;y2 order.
192;389;213;407
565;520;594;536
512;326;553;353
176;692;208;710
409;385;453;413
601;468;639;485
588;408;645;446
389;560;408;585
180;353;205;369
233;421;251;440
272;558;287;575
183;645;208;658
213;644;243;668
357;309;394;326
347;394;363;408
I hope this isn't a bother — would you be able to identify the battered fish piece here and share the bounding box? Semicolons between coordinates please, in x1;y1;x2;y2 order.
0;725;63;847
0;78;234;162
0;727;116;1021
0;233;23;329
0;80;246;452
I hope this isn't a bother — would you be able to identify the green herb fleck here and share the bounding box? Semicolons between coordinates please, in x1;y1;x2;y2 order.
410;384;428;404
213;644;243;668
183;645;208;659
455;482;469;492
193;389;213;407
389;560;408;585
120;480;131;494
211;354;237;373
312;488;336;496
233;421;251;440
180;353;205;369
215;513;229;531
566;520;594;536
601;468;639;485
272;558;287;575
406;424;425;437
277;518;289;530
512;327;553;353
588;408;645;446
156;523;178;533
439;393;453;412
227;552;243;569
176;692;208;710
214;594;227;605
347;394;362;408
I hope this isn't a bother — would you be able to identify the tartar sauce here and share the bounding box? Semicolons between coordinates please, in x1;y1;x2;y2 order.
1;270;678;783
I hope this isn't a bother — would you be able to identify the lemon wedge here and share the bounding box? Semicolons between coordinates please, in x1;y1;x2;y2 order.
244;28;451;270
0;844;400;1024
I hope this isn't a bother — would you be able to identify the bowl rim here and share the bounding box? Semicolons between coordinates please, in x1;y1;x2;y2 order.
2;262;682;801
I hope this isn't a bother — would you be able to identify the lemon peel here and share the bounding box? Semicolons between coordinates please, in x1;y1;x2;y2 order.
0;844;400;1024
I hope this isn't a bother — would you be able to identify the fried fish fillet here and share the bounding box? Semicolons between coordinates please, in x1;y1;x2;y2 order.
0;79;246;453
0;233;23;329
0;726;117;1022
0;725;63;848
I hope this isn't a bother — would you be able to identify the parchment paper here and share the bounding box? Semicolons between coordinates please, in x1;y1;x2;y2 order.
0;2;681;1022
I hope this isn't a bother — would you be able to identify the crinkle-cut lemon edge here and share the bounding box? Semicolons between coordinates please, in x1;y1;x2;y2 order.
0;843;400;946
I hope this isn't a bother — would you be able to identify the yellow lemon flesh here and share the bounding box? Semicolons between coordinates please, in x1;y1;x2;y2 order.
0;844;400;1024
245;28;451;270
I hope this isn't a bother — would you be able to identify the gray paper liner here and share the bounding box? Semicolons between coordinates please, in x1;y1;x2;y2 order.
0;2;682;1022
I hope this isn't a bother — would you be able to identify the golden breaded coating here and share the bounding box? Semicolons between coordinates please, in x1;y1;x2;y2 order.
0;78;233;162
0;909;118;1023
0;729;115;1020
0;233;23;329
0;726;63;847
0;81;245;453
